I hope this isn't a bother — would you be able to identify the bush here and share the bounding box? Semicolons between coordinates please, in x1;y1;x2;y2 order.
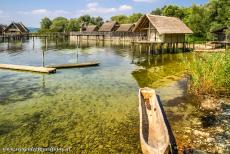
185;52;230;96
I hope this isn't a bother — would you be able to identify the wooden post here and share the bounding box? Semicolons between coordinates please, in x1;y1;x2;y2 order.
173;43;175;53
176;43;178;52
148;45;151;55
7;37;10;49
45;37;48;50
183;42;185;52
170;43;173;53
160;43;163;54
42;50;45;67
167;43;169;53
42;74;46;88
139;44;142;54
33;37;35;49
153;44;156;54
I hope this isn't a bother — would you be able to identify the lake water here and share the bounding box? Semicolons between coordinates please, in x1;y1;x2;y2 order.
0;38;228;153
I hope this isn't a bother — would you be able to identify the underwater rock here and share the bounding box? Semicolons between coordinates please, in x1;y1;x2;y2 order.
193;130;209;137
98;145;103;149
200;98;221;111
193;150;207;154
206;137;215;143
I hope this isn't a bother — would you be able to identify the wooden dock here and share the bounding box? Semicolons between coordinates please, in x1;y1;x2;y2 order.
47;61;100;69
0;64;56;73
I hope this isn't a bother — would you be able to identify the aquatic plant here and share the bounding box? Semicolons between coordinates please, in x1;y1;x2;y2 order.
185;51;230;96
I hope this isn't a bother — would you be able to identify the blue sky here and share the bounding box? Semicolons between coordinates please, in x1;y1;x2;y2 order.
0;0;208;27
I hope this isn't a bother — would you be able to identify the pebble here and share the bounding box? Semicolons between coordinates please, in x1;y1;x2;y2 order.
98;145;103;149
193;130;209;137
207;137;215;142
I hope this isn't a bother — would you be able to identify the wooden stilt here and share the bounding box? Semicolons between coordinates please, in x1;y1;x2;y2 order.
148;45;151;55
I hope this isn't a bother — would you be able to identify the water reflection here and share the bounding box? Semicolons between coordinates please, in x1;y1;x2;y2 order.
0;38;227;153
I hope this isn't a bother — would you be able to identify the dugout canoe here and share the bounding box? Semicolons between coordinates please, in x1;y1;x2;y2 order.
139;88;171;154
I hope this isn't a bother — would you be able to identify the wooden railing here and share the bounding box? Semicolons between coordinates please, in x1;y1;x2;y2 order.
29;32;69;37
70;31;147;37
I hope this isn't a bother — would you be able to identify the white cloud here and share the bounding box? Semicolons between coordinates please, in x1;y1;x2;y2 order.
81;3;133;14
87;2;99;8
31;9;48;15
118;5;133;11
19;9;70;18
133;0;156;2
0;10;9;18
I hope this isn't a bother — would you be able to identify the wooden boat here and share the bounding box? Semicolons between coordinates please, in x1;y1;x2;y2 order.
139;87;170;154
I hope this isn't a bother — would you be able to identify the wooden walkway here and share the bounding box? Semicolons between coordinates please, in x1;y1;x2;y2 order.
47;62;100;69
0;64;56;73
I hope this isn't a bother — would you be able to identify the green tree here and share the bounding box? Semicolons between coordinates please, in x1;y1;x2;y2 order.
66;18;80;32
186;4;208;40
111;15;129;24
79;15;91;24
50;17;68;32
40;17;52;30
111;13;143;24
163;5;185;19
128;13;143;23
151;8;163;15
91;16;103;26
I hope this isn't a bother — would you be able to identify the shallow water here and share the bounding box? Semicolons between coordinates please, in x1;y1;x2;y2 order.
0;38;228;153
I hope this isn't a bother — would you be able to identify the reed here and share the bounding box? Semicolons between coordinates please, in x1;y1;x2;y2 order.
185;51;230;96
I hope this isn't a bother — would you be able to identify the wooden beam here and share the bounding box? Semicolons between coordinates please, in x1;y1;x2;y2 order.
0;64;56;73
47;61;100;69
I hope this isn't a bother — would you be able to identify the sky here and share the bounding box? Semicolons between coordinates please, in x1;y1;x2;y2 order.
0;0;208;27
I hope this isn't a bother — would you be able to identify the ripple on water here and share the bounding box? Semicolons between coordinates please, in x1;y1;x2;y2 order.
0;39;228;153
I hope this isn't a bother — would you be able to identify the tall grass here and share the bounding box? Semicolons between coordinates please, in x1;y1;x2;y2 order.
185;52;230;97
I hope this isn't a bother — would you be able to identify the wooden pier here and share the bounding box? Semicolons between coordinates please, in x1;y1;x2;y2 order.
0;64;56;73
47;61;100;69
132;40;192;54
70;31;146;43
0;32;69;43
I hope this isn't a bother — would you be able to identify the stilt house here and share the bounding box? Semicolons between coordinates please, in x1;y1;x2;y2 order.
133;14;193;43
85;25;99;32
4;22;29;35
211;26;229;42
0;24;7;35
116;24;135;32
98;21;120;32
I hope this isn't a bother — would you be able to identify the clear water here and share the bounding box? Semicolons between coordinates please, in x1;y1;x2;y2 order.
0;38;225;153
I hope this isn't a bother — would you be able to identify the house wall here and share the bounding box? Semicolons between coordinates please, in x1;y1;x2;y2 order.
4;24;22;35
70;35;143;43
147;24;164;42
147;23;185;43
214;32;226;41
5;30;21;35
164;34;185;43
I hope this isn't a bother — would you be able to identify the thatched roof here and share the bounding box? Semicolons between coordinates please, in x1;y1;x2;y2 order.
116;24;135;32
98;21;119;32
0;24;7;33
4;22;29;33
133;14;193;34
211;26;229;33
85;25;98;32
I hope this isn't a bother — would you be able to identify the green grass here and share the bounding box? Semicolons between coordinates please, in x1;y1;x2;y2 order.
185;51;230;97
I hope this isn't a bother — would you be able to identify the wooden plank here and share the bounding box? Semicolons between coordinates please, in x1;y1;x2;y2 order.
47;61;100;69
0;64;56;73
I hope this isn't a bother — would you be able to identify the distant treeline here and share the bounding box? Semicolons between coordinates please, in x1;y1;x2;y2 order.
39;0;229;41
39;13;142;33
